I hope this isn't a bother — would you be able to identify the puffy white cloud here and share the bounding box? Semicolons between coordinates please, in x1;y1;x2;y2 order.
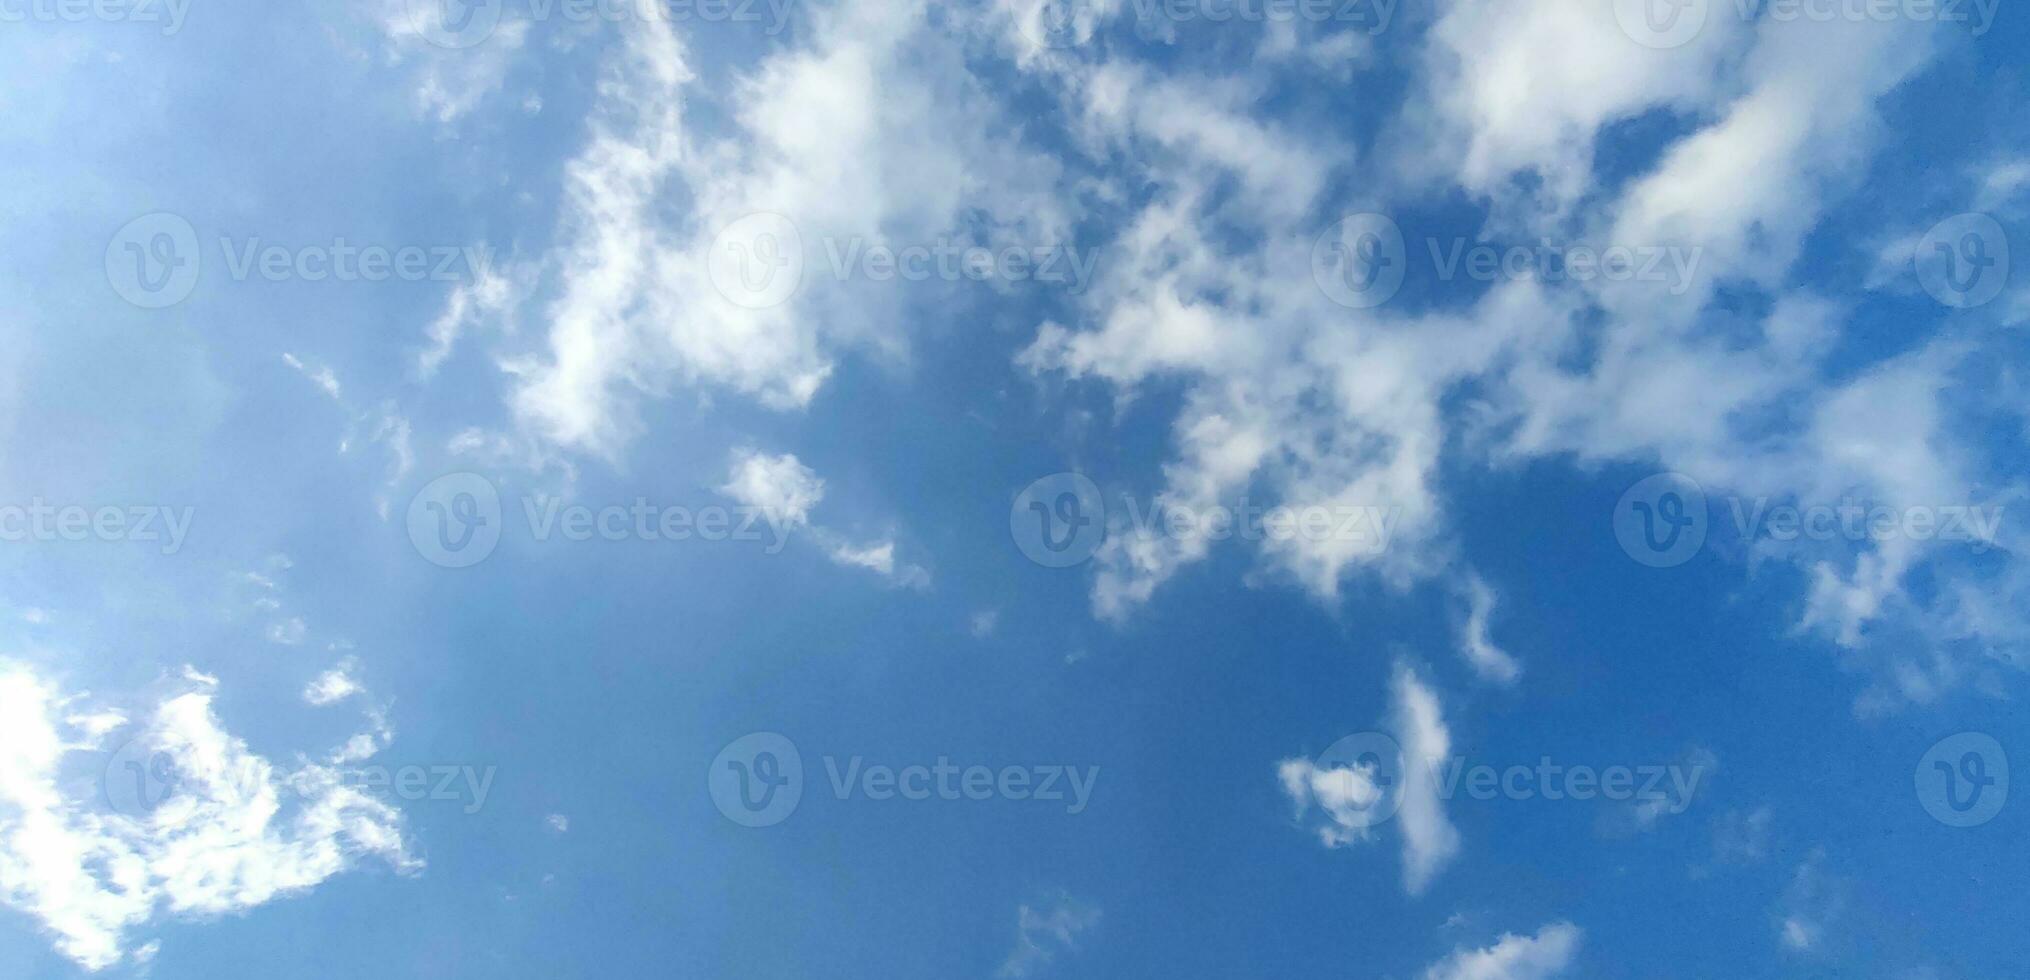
302;659;364;707
0;662;416;971
1277;754;1388;848
719;449;826;529
1408;0;1743;227
1422;921;1582;980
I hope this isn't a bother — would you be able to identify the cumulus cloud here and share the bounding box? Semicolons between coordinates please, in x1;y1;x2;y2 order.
0;662;416;971
1422;921;1582;980
719;449;827;529
1278;753;1389;849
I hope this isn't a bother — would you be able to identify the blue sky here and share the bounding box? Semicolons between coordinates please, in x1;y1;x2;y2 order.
1;1;2027;977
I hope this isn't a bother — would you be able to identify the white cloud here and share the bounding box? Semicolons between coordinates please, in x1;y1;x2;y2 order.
1392;662;1460;895
281;353;341;401
492;1;1069;457
0;662;416;971
361;0;531;124
545;814;569;834
825;538;931;589
717;449;929;587
266;618;309;646
1775;850;1845;955
1276;662;1460;893
1277;754;1388;848
1409;0;1743;227
1422;921;1582;980
719;450;826;528
997;894;1099;979
1007;7;2015;709
302;659;363;707
1455;574;1520;685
